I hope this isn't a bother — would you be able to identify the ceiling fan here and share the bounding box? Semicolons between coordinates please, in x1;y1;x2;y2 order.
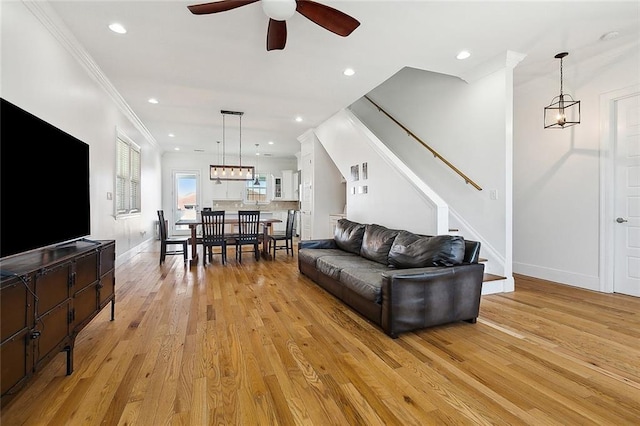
187;0;360;51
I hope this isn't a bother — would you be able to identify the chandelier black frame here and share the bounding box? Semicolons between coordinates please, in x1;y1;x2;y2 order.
210;110;255;181
544;52;581;129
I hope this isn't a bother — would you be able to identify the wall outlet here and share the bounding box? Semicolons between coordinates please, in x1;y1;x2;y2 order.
489;189;498;200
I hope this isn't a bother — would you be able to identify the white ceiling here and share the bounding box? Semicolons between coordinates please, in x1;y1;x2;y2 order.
45;0;639;158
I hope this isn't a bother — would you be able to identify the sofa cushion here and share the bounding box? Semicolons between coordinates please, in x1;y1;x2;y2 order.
298;248;357;267
388;231;466;268
339;268;387;304
316;255;383;281
334;219;366;254
359;224;400;265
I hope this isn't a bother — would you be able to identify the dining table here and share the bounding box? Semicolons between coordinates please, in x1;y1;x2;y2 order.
175;215;282;264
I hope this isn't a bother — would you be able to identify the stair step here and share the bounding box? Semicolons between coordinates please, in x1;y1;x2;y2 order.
483;273;505;282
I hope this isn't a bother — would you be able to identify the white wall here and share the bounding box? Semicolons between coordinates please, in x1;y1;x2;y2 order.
298;131;345;240
345;62;518;292
350;66;510;251
513;43;640;291
314;110;443;236
2;2;163;261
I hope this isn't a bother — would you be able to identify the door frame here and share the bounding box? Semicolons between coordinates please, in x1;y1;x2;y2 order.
171;169;201;236
599;84;640;293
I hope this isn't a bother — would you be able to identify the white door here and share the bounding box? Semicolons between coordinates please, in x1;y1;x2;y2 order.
300;152;313;240
614;94;640;297
173;171;200;236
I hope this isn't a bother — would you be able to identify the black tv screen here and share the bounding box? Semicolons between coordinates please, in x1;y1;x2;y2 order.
1;98;90;258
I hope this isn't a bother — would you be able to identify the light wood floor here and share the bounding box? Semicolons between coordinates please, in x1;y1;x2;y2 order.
2;243;639;425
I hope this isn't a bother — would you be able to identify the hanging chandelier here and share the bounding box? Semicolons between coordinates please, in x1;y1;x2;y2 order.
544;52;580;129
210;110;255;181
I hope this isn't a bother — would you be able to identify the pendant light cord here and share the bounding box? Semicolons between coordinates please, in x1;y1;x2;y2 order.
559;56;564;96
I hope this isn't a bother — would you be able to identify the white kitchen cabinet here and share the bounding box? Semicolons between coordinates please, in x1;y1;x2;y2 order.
271;171;298;201
271;175;283;199
281;170;299;200
211;180;245;200
271;210;287;232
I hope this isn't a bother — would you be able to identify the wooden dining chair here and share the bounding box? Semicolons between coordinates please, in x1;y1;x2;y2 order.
157;210;189;265
268;209;296;259
201;210;228;265
235;210;261;263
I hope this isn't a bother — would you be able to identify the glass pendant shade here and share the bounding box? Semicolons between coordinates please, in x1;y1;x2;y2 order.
262;0;296;21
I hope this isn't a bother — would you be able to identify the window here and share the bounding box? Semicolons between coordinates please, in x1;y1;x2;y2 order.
245;174;268;203
116;131;141;216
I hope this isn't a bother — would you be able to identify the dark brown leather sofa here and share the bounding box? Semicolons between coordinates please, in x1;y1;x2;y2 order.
298;219;485;338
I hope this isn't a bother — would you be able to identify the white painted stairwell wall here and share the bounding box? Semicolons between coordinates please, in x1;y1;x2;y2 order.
314;110;447;236
311;56;525;294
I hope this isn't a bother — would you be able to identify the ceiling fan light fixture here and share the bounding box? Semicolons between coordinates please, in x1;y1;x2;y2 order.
262;0;296;21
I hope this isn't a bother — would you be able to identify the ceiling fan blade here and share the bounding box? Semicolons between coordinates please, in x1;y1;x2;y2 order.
187;0;259;15
295;0;360;37
267;19;287;51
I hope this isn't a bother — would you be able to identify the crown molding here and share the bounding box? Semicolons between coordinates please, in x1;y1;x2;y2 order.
23;0;160;150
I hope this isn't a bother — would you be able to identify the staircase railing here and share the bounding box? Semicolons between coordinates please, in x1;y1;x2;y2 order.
364;95;482;191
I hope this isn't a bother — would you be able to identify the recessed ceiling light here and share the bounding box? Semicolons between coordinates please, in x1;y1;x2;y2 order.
343;68;355;76
168;133;175;137
108;23;127;34
174;147;180;151
295;116;303;122
148;98;159;104
268;141;274;145
456;50;471;60
600;31;620;41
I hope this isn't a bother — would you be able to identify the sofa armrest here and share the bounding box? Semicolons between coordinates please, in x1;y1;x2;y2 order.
298;239;337;250
380;263;485;338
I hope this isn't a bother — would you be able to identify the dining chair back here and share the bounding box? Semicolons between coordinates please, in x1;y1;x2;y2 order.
268;209;296;259
157;210;189;265
201;210;227;264
235;210;261;263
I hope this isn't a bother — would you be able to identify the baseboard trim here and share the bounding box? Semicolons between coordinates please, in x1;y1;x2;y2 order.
513;262;601;292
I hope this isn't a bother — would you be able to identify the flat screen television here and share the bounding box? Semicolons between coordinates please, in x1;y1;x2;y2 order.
1;97;91;259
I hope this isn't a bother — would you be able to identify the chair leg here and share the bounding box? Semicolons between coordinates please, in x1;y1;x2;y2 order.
160;243;166;265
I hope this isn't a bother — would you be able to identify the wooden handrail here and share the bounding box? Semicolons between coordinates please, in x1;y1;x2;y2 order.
363;95;482;191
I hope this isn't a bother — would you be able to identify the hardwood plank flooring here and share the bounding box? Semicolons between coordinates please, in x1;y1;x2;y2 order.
2;245;639;425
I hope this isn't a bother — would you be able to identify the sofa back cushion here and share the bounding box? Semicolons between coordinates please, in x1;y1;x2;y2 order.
388;231;466;268
334;219;366;254
360;224;399;265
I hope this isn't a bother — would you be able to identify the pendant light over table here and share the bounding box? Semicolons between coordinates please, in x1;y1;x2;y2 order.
210;110;255;181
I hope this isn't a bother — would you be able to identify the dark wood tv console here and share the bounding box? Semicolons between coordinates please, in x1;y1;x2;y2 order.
0;240;115;407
